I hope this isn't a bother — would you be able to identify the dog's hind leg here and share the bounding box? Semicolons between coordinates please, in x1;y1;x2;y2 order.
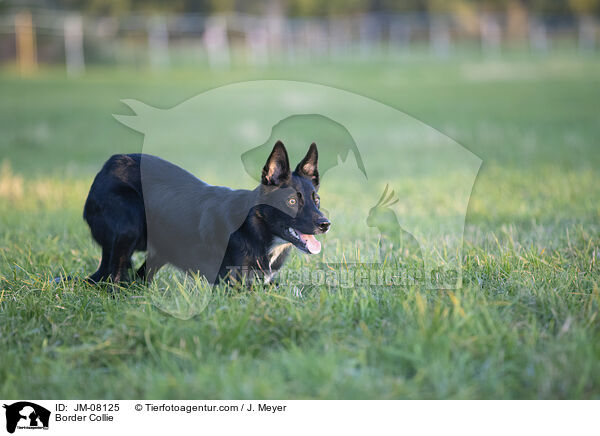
88;245;111;284
108;230;140;283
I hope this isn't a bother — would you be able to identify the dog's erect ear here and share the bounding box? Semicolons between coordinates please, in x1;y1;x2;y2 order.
295;143;319;189
262;141;291;186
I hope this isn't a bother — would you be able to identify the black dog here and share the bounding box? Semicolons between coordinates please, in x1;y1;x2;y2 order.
82;141;329;285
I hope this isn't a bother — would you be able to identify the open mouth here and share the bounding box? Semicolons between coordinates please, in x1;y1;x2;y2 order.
287;227;321;254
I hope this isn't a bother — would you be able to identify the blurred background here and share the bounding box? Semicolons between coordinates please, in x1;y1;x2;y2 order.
0;0;598;75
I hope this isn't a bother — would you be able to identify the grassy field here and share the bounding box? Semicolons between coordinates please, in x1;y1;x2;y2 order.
1;54;599;399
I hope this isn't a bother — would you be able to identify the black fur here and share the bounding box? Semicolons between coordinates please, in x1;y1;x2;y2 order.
82;141;330;286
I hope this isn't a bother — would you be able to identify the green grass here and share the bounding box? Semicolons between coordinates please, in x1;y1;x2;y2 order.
1;54;600;399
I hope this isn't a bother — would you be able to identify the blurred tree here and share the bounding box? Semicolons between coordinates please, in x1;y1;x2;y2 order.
427;0;457;12
9;0;216;15
526;0;575;14
378;0;428;13
569;0;600;14
287;0;370;16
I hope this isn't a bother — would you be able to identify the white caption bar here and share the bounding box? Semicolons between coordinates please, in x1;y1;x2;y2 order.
0;400;596;435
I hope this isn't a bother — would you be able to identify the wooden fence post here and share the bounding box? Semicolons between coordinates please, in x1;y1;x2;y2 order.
15;11;37;75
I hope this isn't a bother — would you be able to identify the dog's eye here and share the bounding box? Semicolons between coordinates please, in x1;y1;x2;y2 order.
287;197;297;207
313;193;320;207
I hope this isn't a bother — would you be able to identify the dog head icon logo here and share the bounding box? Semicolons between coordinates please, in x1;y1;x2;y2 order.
3;402;50;434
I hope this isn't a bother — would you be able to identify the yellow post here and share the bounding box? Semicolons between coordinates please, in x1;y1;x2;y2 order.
15;11;38;75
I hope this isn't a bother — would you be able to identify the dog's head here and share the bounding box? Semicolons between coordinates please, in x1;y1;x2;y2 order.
258;141;330;254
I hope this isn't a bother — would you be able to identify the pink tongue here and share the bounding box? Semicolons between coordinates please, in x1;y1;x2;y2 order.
299;233;321;254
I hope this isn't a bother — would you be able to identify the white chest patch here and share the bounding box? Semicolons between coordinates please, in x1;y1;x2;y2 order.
268;237;292;269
